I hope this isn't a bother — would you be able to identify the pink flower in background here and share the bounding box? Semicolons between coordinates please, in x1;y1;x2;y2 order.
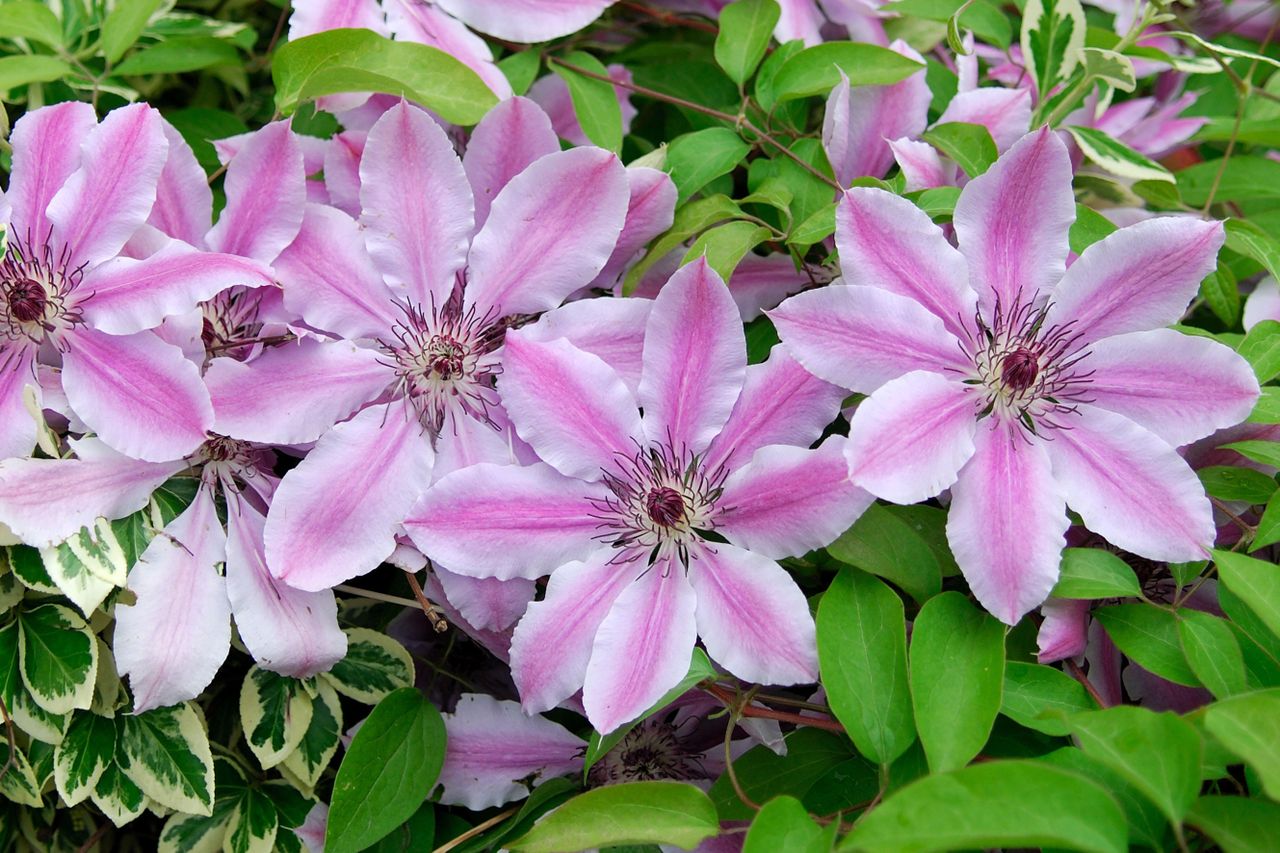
0;103;274;463
772;128;1258;625
406;258;869;733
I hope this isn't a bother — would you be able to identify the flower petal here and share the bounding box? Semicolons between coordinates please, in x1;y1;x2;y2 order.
1083;328;1258;447
434;564;536;631
823;43;929;184
5;102;97;244
225;493;347;678
937;87;1032;151
431;407;524;480
946;418;1068;625
462;96;559;229
515;297;652;396
583;562;698;734
205;121;306;262
265;400;435;591
433;0;613;42
437;694;583;810
835;187;975;335
148;119;213;246
275;203;400;340
465;147;628;318
114;486;230;712
717;438;874;559
953;127;1075;316
405;462;602;581
0;455;181;547
846;371;977;504
1043;217;1225;346
60;328;212;462
360;102;473;307
46;104;169;268
510;547;642;713
323;130;365;218
0;344;39;460
1244;276;1280;330
769;282;969;394
889;136;953;192
287;0;387;37
1037;598;1091;664
725;253;810;321
1044;405;1215;563
386;0;513;97
689;543;819;685
638;258;747;454
593;166;678;288
500;333;643;481
77;241;275;335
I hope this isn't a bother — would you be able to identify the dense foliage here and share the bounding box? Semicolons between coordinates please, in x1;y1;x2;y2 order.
2;0;1280;851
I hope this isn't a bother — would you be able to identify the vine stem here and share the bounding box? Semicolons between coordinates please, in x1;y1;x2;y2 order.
407;569;449;633
1064;658;1109;708
702;682;846;733
432;805;521;853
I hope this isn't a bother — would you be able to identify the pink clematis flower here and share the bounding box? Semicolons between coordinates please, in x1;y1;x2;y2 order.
256;99;633;592
405;258;870;733
0;103;274;463
772;128;1258;625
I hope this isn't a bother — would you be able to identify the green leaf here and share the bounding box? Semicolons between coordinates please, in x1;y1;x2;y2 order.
1020;0;1085;98
909;592;1004;772
817;569;915;764
0;738;42;807
323;628;414;705
769;41;925;102
551;51;623;152
710;729;870;821
241;667;313;770
101;0;163;63
92;750;148;827
326;688;446;853
1070;706;1201;823
1052;548;1142;599
1065;126;1174;183
1216;550;1280;642
1001;661;1097;736
826;503;942;603
1204;689;1280;800
840;760;1126;853
1179;157;1280;207
1226;218;1280;284
1198;465;1276;505
623;195;743;294
40;542;116;619
1068;203;1118;253
120;702;216;815
1188;795;1280;853
666;127;751;203
1201;263;1241;327
1248;387;1280;425
53;712;116;806
498;49;540;97
0;54;75;92
1039;746;1169;849
1254;489;1280;550
18;603;97;714
1094;603;1200;687
743;795;827;853
6;545;55;593
281;678;342;792
922;122;998;178
0;1;64;47
1239;320;1280;384
752;38;804;112
715;0;780;85
1224;440;1280;469
1078;46;1135;92
114;36;242;76
272;28;498;125
1179;610;1248;699
226;787;279;853
508;781;720;853
882;0;1012;48
683;221;772;282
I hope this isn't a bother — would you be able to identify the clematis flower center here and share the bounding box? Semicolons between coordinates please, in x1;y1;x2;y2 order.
586;718;702;786
7;278;47;324
0;235;82;343
999;346;1039;392
201;287;266;359
591;442;727;566
194;434;266;486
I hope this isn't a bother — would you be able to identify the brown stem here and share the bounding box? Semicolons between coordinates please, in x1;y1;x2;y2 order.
721;698;762;812
431;805;521;853
616;1;720;35
407;570;449;633
1065;658;1108;708
76;822;110;853
703;683;846;733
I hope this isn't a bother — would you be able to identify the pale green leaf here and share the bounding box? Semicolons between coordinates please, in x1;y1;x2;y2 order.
715;0;780;85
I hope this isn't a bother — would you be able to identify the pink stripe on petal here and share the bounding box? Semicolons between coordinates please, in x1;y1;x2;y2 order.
386;0;514;98
1044;216;1225;346
114;486;231;712
0;454;181;547
689;543;819;685
206;121;306;263
361;103;473;307
60;328;212;462
287;0;387;37
405;462;603;581
889;137;953;192
265;401;435;591
46;104;169;268
717;439;873;559
148;120;212;246
835;188;975;335
1037;598;1091;664
431;407;523;479
953;127;1075;317
463;97;560;230
946;419;1068;625
510;547;642;713
434;564;536;632
465;147;629;318
77;242;275;335
225;494;347;678
846;370;977;504
206;339;389;445
516;297;652;396
705;346;845;472
438;694;583;810
433;0;613;42
5;102;97;244
501;334;643;481
639;259;746;454
582;562;698;734
0;344;38;460
936;88;1032;152
1044;405;1215;563
769;283;969;395
592;166;678;288
323;131;365;218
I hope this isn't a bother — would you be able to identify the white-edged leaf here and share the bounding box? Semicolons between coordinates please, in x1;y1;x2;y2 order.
1020;0;1086;96
1066;126;1174;183
120;702;216;815
281;677;342;792
321;628;413;705
1080;47;1135;93
54;711;116;806
18;602;98;714
240;667;313;770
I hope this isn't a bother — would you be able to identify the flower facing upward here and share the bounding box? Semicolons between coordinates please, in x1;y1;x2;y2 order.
772;128;1259;626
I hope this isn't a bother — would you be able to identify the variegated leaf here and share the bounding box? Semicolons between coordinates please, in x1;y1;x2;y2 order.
0;738;42;806
54;711;116;806
240;667;313;770
119;702;216;815
281;677;342;793
18;603;98;715
1021;0;1085;96
321;628;413;705
1067;126;1175;183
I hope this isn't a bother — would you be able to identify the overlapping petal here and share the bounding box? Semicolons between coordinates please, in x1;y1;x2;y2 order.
5;102;97;244
462;97;559;229
205;120;307;262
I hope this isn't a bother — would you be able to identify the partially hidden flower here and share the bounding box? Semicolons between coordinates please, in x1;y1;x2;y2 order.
772;127;1258;625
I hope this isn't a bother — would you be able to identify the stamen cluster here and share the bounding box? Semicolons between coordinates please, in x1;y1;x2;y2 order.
0;232;85;344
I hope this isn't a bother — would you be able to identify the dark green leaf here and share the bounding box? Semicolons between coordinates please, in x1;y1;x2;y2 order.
508;782;719;853
666;128;751;203
922;122;998;178
1198;465;1276;505
826;503;942;603
743;796;827;853
114;36;241;76
1179;610;1248;698
1188;795;1280;853
1094;603;1200;687
1052;548;1141;599
1215;550;1280;641
770;41;924;102
1203;689;1280;800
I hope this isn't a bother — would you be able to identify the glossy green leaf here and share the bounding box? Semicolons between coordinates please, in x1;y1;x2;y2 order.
326;688;446;853
1225;218;1280;284
498;49;540;96
683;221;772;282
1179;610;1248;698
1188;795;1280;853
551;51;623;152
817;569;915;764
743;795;828;853
922;122;998;178
0;1;63;47
882;0;1012;48
1052;548;1142;600
1069;203;1118;253
0;55;75;92
1094;603;1200;687
711;729;869;821
114;36;242;76
769;41;924;102
826;503;942;603
1215;550;1280;641
715;0;780;85
1179;157;1280;207
1000;661;1098;736
101;0;164;63
1198;465;1276;505
1238;320;1280;384
909;592;1005;771
666;127;751;202
1203;689;1280;800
